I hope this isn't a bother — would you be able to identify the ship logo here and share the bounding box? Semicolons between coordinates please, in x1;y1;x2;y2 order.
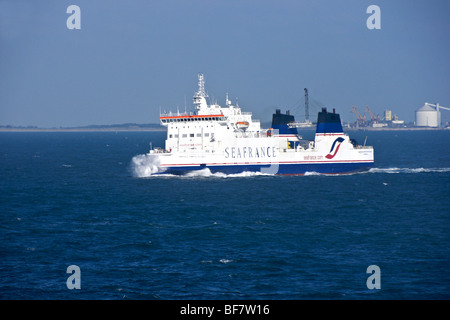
325;137;345;159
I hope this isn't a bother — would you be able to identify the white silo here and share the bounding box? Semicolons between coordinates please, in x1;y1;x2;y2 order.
416;103;440;127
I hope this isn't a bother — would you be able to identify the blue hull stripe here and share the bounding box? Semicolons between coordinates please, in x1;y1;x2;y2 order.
160;162;373;175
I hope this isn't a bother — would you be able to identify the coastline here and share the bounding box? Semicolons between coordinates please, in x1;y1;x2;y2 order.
345;126;450;131
0;127;166;133
0;125;448;133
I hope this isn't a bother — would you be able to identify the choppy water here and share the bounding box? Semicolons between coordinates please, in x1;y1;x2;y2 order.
0;130;449;299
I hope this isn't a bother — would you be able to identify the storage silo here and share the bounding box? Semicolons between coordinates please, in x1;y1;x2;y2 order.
416;103;440;127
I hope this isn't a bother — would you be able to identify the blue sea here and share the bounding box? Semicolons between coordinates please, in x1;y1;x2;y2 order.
0;130;449;300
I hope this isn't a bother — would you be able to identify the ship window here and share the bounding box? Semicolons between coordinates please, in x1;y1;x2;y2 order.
196;133;201;137
190;133;194;137
169;134;173;138
204;133;209;137
182;134;187;138
175;134;179;138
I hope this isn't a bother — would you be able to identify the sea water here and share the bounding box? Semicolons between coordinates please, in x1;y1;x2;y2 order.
0;130;449;299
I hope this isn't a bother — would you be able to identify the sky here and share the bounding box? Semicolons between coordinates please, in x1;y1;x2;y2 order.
1;0;449;127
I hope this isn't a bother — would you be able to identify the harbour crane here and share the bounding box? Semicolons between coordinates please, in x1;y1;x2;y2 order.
365;106;380;123
304;88;309;122
351;106;367;126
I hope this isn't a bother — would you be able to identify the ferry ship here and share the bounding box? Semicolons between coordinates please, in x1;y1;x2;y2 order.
148;74;374;175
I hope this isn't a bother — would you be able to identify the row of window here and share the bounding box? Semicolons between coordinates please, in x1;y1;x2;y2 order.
169;133;214;139
161;116;225;123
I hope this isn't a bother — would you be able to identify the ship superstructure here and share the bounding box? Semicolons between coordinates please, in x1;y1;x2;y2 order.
148;74;374;175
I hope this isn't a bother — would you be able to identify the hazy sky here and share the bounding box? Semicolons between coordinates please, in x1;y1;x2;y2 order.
1;0;449;127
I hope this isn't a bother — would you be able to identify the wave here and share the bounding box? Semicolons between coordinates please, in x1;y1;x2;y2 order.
368;167;450;174
219;259;233;264
129;154;164;178
304;171;323;176
130;154;450;178
293;167;450;176
181;168;273;179
129;155;273;178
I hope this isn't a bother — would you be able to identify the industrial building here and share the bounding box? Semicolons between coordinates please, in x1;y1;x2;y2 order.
350;106;403;128
415;103;449;128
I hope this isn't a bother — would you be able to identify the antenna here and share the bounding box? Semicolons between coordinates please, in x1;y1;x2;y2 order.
226;92;231;106
196;73;208;98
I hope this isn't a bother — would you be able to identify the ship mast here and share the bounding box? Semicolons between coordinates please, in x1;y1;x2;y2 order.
193;73;208;111
196;73;208;98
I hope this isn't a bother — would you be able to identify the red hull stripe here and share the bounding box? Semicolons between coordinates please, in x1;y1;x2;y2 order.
273;135;298;137
161;159;373;167
315;133;344;136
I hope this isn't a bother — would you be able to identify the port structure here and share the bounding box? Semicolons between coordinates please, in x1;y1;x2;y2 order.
304;88;309;122
424;102;450;113
351;106;367;127
365;106;380;123
351;105;405;128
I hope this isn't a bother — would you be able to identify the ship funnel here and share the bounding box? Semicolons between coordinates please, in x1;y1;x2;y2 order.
316;109;343;134
272;110;298;135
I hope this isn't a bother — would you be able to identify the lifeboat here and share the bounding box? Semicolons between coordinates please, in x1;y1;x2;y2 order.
236;121;249;130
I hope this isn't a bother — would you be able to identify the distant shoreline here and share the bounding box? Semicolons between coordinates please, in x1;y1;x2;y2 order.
345;127;450;131
0;126;448;132
0;125;166;132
